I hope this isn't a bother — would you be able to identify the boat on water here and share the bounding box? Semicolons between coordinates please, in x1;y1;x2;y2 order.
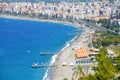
31;63;39;68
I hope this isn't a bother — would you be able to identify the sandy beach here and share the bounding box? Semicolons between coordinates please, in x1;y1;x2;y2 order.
0;14;95;80
51;26;95;80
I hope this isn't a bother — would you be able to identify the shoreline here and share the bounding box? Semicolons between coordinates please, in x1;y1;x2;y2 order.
0;14;82;29
50;27;95;80
0;14;95;80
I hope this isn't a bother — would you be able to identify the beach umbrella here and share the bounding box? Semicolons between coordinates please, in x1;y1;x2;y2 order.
69;62;74;66
62;62;67;66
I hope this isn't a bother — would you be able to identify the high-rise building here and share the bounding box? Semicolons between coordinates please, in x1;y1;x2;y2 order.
116;9;120;19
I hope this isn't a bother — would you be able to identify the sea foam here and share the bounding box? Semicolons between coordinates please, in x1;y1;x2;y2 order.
43;54;58;80
43;35;78;80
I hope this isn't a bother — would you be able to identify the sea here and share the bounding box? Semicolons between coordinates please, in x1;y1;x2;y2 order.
0;18;81;80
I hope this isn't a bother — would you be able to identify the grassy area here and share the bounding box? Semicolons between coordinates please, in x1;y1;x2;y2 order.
108;46;120;55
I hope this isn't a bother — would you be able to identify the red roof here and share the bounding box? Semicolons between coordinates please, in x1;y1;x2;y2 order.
75;48;88;58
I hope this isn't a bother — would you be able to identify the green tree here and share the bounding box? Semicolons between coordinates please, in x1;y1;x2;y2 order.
116;55;120;73
63;78;68;80
77;65;85;77
84;74;97;80
95;47;116;80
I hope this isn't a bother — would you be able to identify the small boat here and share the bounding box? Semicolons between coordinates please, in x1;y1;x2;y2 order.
31;63;39;68
27;50;31;53
40;52;47;55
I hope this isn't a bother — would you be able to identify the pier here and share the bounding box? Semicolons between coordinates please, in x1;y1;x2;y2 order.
68;33;80;36
40;52;55;55
31;63;56;68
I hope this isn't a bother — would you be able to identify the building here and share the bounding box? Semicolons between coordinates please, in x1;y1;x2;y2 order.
94;16;109;21
75;48;88;58
103;0;107;3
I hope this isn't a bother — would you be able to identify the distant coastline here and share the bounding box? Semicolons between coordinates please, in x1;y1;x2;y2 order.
0;14;83;29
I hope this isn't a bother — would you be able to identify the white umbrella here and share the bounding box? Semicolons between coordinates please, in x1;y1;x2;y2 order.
62;62;67;66
69;62;74;66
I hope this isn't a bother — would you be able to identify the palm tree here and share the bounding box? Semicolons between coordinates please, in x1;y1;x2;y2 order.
76;65;85;80
63;78;68;80
116;55;120;72
77;47;117;80
95;47;116;80
84;74;97;80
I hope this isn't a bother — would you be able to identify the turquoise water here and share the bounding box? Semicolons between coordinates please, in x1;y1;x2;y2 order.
0;18;81;80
